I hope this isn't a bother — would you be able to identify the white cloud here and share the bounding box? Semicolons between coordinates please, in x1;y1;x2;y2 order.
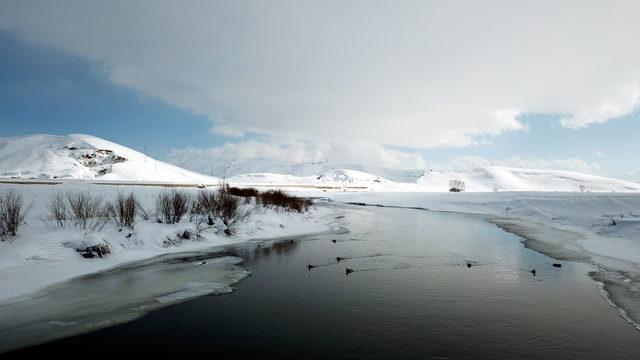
210;125;245;138
2;1;640;148
167;139;600;180
167;140;427;174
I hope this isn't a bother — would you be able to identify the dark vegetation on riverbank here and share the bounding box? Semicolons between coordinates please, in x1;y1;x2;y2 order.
2;185;311;243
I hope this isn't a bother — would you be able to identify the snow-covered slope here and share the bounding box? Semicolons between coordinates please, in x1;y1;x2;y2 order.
316;169;387;184
0;134;218;183
228;168;391;189
417;166;640;192
229;166;640;192
2;134;638;191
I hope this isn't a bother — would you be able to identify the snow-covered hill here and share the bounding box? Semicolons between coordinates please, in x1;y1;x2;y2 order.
0;134;218;183
416;166;640;192
2;134;639;191
228;166;640;192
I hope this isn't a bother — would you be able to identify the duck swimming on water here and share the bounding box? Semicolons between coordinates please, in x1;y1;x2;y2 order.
531;269;536;276
345;268;354;275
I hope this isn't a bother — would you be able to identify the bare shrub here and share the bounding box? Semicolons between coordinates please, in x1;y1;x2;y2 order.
155;191;173;224
172;191;190;223
217;189;249;225
0;189;31;240
192;190;218;217
258;190;312;212
155;190;191;224
45;191;68;228
190;188;250;236
105;192;145;229
66;191;105;230
449;179;466;192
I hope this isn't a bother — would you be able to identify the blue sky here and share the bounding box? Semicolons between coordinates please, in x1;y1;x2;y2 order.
0;33;229;159
1;0;640;179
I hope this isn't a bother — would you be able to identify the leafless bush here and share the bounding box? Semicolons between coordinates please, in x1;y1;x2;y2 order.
449;179;466;192
258;190;312;212
190;188;250;236
45;191;68;228
172;191;190;223
0;189;31;240
217;189;250;225
192;190;218;217
66;191;105;230
155;191;173;224
155;190;191;224
105;192;146;229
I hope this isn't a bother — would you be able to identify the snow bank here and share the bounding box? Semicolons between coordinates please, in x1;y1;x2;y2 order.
326;192;640;263
0;182;331;302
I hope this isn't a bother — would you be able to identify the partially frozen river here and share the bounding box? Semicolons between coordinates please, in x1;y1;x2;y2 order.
3;204;640;358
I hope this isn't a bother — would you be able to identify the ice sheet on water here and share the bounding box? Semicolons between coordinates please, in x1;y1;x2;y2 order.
591;269;640;331
0;254;249;353
156;282;236;304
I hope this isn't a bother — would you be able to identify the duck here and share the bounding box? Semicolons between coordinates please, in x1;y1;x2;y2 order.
345;268;354;275
332;239;337;243
531;269;536;276
336;256;343;262
466;262;472;268
552;263;562;268
307;264;315;271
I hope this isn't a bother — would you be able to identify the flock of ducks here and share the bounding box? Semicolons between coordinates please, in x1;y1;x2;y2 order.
309;239;564;277
466;261;562;276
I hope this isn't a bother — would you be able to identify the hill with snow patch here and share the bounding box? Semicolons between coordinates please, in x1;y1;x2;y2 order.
0;134;218;183
2;134;639;192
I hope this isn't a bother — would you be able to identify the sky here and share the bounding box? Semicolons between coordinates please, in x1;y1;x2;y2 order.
1;0;639;179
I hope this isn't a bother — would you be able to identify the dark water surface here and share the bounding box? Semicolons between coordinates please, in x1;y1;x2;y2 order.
5;205;640;358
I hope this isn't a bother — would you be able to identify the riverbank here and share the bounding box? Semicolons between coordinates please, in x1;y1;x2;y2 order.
0;183;333;302
5;204;639;358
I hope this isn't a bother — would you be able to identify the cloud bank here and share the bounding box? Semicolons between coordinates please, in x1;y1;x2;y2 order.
167;140;600;176
2;0;640;148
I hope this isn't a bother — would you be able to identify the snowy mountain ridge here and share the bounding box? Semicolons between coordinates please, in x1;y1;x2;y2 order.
1;134;639;192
